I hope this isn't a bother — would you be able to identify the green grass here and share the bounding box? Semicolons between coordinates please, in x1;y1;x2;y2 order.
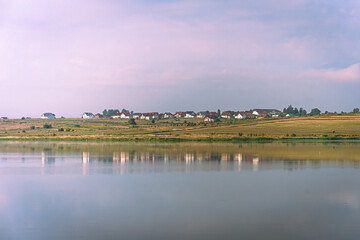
0;114;360;142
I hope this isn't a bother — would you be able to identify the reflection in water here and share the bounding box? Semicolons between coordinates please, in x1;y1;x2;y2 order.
0;142;360;240
0;144;358;175
41;151;55;166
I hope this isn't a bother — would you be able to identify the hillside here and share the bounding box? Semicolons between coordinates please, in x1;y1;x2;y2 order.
0;114;360;142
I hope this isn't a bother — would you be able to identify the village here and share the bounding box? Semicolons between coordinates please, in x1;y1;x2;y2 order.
38;109;284;122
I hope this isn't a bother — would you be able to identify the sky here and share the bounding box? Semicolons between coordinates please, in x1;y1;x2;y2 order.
0;0;359;118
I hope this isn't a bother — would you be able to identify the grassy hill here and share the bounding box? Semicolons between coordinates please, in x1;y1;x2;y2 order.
0;114;360;142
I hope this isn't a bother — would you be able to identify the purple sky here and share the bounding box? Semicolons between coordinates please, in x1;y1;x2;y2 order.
0;0;359;118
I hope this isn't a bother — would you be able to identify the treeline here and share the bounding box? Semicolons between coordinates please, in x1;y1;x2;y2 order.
102;109;131;117
282;105;359;116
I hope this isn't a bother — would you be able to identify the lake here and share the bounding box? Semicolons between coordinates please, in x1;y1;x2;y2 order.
0;141;359;240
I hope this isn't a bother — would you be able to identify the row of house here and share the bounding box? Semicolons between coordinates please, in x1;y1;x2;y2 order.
79;109;281;121
39;109;281;120
221;109;281;120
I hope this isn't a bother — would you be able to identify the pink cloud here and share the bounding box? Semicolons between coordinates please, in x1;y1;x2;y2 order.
302;63;360;82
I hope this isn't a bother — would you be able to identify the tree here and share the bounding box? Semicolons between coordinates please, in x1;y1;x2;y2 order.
43;124;52;129
103;109;119;117
353;108;359;113
310;108;321;115
217;109;221;116
121;109;129;113
299;108;307;116
293;108;299;115
285;105;294;114
128;118;136;125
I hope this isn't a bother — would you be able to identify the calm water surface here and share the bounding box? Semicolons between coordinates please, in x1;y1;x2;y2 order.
0;142;359;240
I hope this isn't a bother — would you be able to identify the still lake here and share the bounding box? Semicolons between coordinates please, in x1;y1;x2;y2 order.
0;141;359;240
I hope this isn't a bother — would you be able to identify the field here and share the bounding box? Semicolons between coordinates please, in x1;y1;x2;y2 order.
0;114;360;142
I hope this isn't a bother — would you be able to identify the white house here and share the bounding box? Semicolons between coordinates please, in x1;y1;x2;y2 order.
140;112;159;120
184;111;196;118
111;112;121;119
197;111;209;118
41;113;56;119
163;112;174;119
234;112;246;119
204;117;215;122
82;112;94;119
132;113;141;119
120;112;131;119
221;111;233;119
253;109;281;117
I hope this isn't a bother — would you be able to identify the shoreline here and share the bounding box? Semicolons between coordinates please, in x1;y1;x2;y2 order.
1;115;360;143
0;136;360;143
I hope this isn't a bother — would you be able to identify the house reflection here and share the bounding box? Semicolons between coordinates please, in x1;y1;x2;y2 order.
252;157;259;171
41;151;55;166
70;149;360;172
82;152;90;164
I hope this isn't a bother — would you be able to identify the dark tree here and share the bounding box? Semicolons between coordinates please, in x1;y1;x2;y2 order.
293;108;299;115
299;108;307;116
353;108;359;113
128;118;136;125
310;108;321;115
283;105;294;114
103;109;120;117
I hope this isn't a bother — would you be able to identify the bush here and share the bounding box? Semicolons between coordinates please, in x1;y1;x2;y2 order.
58;128;64;132
238;133;243;136
43;124;52;129
30;126;35;130
128;119;136;125
291;133;296;137
66;128;71;132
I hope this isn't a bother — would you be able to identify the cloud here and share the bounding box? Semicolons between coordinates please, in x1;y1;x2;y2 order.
0;0;360;117
302;64;360;83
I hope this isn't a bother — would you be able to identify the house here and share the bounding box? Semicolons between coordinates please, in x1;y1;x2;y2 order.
82;112;94;119
163;112;174;119
132;113;141;119
141;112;159;120
244;112;254;119
41;113;56;119
197;111;209;118
204;117;215;122
184;111;196;118
150;112;159;119
208;112;217;118
111;112;121;119
174;112;185;118
221;111;233;119
253;109;281;117
252;110;271;118
234;112;247;119
120;112;131;119
94;113;103;119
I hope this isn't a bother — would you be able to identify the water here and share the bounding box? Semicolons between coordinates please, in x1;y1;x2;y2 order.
0;142;359;240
